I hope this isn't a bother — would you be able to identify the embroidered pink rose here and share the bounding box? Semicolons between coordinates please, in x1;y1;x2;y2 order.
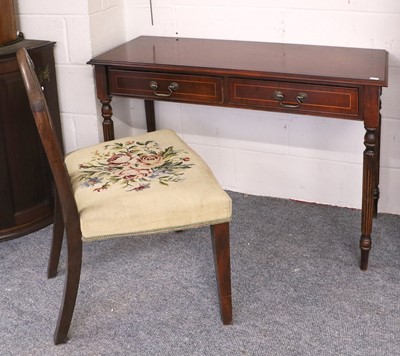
136;154;164;168
107;153;132;165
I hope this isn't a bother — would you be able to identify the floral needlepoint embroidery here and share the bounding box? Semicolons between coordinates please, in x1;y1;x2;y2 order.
76;140;193;192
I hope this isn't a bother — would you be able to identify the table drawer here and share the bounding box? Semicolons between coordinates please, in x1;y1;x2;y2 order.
229;78;359;117
109;70;223;104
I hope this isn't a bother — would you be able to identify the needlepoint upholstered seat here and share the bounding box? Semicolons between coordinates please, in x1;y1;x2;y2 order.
65;129;231;241
17;47;233;345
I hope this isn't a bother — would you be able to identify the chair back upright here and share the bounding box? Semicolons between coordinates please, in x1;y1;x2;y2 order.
16;47;80;234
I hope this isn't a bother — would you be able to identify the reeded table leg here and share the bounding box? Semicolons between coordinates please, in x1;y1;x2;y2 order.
360;126;377;271
360;86;382;270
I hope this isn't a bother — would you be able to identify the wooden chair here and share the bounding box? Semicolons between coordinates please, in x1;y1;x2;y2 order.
16;47;232;344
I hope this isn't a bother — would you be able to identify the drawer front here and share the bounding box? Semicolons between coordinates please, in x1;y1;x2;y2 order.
109;70;223;104
229;78;359;117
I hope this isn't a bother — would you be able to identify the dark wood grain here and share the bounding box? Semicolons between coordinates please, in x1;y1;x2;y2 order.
211;222;232;325
229;78;360;118
109;69;223;104
89;36;388;86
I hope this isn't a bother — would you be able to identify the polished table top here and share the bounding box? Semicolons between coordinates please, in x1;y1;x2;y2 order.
89;36;388;87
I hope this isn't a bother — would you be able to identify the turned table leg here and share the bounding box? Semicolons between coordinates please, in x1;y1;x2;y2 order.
93;65;115;141
373;91;382;218
359;85;382;270
100;98;115;141
360;126;377;270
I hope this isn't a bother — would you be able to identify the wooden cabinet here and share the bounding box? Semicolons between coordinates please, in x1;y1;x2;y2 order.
0;39;62;241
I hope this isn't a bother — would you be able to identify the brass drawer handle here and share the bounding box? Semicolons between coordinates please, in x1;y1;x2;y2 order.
273;90;308;108
149;81;179;97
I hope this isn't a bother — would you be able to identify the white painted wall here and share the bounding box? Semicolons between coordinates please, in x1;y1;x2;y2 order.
16;0;126;152
16;1;400;214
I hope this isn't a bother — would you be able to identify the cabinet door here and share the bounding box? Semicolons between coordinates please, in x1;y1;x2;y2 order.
0;104;14;228
0;70;52;231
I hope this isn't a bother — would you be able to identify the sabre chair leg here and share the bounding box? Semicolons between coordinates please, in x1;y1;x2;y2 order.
53;228;83;345
210;222;233;325
48;193;64;278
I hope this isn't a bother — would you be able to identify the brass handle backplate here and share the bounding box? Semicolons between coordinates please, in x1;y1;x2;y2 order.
273;90;308;108
149;81;179;97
